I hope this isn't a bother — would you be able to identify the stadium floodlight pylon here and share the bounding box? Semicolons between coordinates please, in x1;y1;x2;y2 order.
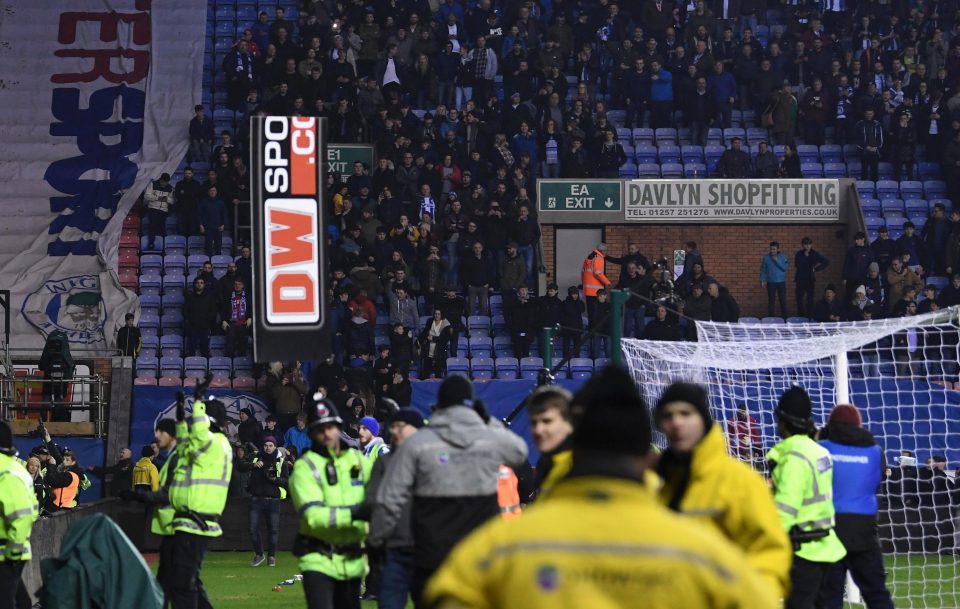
622;307;960;609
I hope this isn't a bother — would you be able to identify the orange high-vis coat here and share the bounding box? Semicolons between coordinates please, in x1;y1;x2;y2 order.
580;251;610;296
52;471;79;509
497;465;521;520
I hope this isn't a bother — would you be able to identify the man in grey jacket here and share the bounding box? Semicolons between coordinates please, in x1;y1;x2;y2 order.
370;375;528;607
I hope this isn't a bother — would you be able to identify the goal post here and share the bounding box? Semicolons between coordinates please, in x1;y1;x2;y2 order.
622;307;960;608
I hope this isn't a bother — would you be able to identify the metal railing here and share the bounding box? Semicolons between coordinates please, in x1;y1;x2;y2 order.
0;374;108;437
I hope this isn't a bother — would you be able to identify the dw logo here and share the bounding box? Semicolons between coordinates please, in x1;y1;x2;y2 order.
22;275;106;344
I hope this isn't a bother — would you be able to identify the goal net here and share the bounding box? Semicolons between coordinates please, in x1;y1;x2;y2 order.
622;307;960;608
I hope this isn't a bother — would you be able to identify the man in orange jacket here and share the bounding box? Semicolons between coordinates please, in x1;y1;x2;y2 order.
581;243;612;327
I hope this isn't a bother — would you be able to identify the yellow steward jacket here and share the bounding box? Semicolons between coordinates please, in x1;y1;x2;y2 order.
657;425;792;599
425;475;779;609
132;457;160;491
580;251;610;296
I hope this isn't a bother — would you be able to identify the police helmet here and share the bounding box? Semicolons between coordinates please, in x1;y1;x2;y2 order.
306;394;343;430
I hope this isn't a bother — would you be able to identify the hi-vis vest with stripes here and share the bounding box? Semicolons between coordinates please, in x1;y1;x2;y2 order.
168;404;233;537
497;465;521;519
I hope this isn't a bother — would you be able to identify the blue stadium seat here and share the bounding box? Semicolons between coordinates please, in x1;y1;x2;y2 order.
635;144;658;164
619;163;638;178
681;145;704;164
160;356;183;377
494;357;519;379
881;199;905;215
209;356;232;373
797;145;819;164
855;181;876;198
471;357;494;380
745;128;768;144
164;235;186;256
684;163;707;178
761;317;785;325
876;180;899;199
616;127;632;142
924;180;947;198
661;163;683;178
905;199;928;215
637;163;661;178
136;357;159;377
801;163;823;178
446;357;470;377
469;336;493;359
819;144;843;164
493;336;513;358
706;128;723;145
864;217;886;231
899;181;923;199
520;357;543;380
632;128;654;145
655;128;678;144
468;315;490;336
570;358;594;380
208;336;226;357
843;144;860;161
140;294;161;317
233;356;253;374
918;163;941;180
657;144;680;164
823;162;846;178
786;317;810;324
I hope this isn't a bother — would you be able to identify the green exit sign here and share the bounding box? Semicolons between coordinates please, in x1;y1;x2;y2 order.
538;180;622;213
327;144;375;182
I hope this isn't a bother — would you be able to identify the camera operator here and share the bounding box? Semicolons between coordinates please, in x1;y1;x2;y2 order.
38;330;75;422
261;360;308;430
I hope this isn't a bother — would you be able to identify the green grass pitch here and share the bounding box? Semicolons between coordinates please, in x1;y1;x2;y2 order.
152;551;957;608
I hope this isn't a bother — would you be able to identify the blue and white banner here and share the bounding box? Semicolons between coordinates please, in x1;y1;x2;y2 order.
0;0;206;349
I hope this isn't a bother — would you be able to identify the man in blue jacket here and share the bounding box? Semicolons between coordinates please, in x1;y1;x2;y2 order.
760;241;789;318
795;237;830;319
707;61;737;129
649;60;674;129
818;404;894;609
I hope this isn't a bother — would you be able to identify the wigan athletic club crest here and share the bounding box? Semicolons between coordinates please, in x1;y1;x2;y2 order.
22;275;106;344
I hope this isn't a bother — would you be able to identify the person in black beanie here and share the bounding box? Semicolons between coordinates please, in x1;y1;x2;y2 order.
369;374;528;606
654;382;791;600
768;385;847;609
424;367;779;609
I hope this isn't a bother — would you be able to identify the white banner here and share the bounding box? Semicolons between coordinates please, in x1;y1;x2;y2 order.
625;179;842;223
0;0;206;349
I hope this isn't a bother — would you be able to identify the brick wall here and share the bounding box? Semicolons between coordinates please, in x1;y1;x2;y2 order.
541;223;850;318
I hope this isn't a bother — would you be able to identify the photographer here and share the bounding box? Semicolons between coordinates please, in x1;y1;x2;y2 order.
261;361;308;430
237;436;290;567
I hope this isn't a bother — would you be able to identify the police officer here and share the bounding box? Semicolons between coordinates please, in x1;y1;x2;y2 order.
0;421;39;609
768;386;847;609
289;395;372;609
818;404;894;609
167;394;233;609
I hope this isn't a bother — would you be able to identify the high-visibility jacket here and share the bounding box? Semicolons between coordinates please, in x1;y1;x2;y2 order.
168;402;233;537
425;476;779;609
289;445;372;580
132;457;160;491
658;425;792;599
497;465;521;520
580;250;610;297
151;450;178;537
52;470;80;509
768;434;847;563
0;453;39;562
252;456;288;500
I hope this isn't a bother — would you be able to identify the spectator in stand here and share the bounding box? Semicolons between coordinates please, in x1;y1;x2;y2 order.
843;232;875;301
683;283;713;341
800;79;830;146
617;262;647;338
716;137;751;178
770;80;798;146
238;407;262;448
922;203;951;276
283;412;310;458
222;276;252;357
871;227;897;274
198;185;227;257
855;108;884;182
649;60;674;129
144;173;174;251
848;285;877;321
511;206;539;289
261;361;308;430
682;73;714;147
643;304;679;341
418;309;452;379
708;281;740;322
754;141;778;178
174;167;203;236
594;129;628;178
508;287;537;359
183;277;216;358
814;285;844;323
795;237;830;320
778;144;802;178
116;313;141;359
885;258;923;314
707;61;737;129
889;112;917;181
760;241;789;319
187;105;215;164
560;286;585;359
461;241;493;315
86;448;132;497
896;222;928;274
389;286;421;336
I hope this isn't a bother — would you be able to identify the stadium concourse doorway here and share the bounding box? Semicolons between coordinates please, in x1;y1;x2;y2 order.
554;227;602;294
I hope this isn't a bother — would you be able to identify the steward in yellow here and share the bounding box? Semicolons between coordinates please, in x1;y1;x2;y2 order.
425;367;778;609
289;396;372;609
0;421;40;609
654;382;792;600
768;386;847;609
132;445;160;491
164;388;233;609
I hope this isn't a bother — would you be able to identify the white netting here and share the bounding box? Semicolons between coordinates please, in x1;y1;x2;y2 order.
622;307;960;609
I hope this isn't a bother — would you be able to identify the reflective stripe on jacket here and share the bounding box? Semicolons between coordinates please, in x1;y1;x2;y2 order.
658;425;792;599
768;434;847;563
497;465;521;520
289;446;372;580
425;476;779;609
0;453;39;561
168;402;233;537
580;251;610;296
